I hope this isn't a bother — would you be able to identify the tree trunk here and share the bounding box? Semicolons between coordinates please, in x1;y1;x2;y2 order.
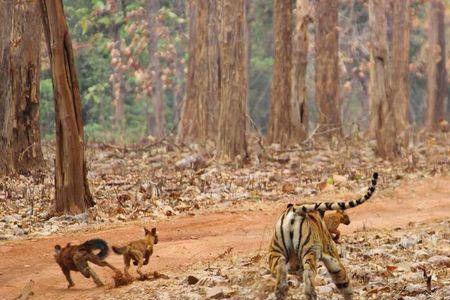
425;0;447;130
315;0;341;137
267;0;294;146
290;0;311;142
0;0;44;176
172;0;186;129
391;0;410;145
40;0;94;214
146;0;165;137
110;0;125;139
217;0;248;161
178;0;219;145
369;0;398;159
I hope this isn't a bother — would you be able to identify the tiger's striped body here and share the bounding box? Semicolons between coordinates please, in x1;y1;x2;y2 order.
269;173;378;299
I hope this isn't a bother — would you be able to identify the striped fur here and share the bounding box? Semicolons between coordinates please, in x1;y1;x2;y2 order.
268;173;379;299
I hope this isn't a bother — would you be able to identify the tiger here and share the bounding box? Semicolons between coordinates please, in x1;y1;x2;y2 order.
323;210;350;243
268;172;378;300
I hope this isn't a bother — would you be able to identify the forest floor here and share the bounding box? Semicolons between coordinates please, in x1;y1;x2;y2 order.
0;174;449;300
1;135;449;299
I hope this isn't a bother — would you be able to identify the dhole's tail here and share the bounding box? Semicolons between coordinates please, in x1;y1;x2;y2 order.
80;238;109;259
112;245;127;255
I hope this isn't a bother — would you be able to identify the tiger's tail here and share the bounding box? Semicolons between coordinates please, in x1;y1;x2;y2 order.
293;172;378;214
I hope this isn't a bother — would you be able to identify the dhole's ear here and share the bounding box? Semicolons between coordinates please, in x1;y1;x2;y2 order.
54;245;61;255
151;227;157;235
144;227;150;235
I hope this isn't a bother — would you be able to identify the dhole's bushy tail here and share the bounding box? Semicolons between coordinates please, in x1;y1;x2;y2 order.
80;238;109;259
112;245;128;255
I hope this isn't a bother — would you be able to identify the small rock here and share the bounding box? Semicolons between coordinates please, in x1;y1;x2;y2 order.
206;287;224;299
398;236;418;249
187;275;199;285
405;283;426;295
427;255;450;267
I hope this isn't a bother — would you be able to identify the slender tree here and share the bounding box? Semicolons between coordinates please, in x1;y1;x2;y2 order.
146;0;166;137
109;0;125;139
425;0;447;130
0;0;44;176
290;0;312;142
40;0;94;214
217;0;248;161
315;0;341;137
391;0;410;144
369;0;398;159
178;0;219;144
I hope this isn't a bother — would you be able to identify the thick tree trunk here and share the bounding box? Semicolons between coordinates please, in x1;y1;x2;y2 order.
315;0;341;137
146;0;165;137
267;0;295;146
178;0;219;145
425;0;447;130
40;0;94;214
217;0;248;161
110;0;125;139
0;0;44;176
391;0;410;145
369;0;398;159
290;0;311;142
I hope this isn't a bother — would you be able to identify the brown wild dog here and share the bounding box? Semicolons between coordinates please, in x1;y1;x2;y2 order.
54;239;121;288
270;173;378;299
324;210;350;243
112;227;158;278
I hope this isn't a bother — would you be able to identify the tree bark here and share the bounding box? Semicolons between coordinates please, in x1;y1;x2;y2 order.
425;0;447;130
178;0;219;145
391;0;410;145
146;0;166;137
217;0;248;161
290;0;312;142
315;0;341;137
0;0;44;176
40;0;94;214
267;0;295;146
369;0;398;159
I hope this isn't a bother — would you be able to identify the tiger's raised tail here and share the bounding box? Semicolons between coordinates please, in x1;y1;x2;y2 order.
293;172;378;214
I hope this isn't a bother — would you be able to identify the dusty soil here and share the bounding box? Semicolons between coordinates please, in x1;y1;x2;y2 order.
0;175;449;300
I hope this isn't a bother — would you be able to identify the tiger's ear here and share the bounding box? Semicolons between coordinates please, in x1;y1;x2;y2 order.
54;245;61;255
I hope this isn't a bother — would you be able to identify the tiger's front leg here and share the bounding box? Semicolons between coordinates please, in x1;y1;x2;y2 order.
269;252;288;300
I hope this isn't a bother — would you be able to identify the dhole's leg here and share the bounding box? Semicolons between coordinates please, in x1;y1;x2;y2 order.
123;255;131;276
129;250;145;277
73;252;104;287
86;253;121;273
269;252;288;299
333;229;341;243
302;251;318;300
322;252;352;300
62;267;75;288
143;250;151;265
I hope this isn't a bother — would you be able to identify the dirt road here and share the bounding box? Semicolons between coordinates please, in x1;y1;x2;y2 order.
1;175;449;300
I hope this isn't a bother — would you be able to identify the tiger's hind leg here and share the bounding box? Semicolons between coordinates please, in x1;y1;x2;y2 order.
302;250;318;300
322;252;352;300
269;252;288;300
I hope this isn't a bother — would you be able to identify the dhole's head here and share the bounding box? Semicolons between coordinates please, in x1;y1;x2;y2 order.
144;227;158;245
337;210;350;225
